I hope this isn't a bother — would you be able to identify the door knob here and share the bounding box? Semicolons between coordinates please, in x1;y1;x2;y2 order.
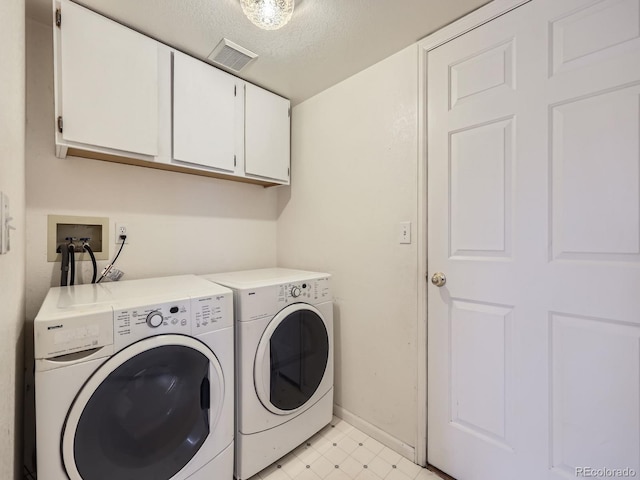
431;272;446;287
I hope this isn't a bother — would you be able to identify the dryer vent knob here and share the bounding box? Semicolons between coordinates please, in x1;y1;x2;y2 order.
146;311;164;328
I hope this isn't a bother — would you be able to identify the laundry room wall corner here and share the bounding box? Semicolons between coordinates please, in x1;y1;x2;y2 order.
277;44;420;450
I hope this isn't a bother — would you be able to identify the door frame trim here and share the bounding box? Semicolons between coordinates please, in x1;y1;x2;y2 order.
414;0;531;467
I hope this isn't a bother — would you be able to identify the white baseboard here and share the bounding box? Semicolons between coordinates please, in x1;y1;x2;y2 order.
333;404;416;463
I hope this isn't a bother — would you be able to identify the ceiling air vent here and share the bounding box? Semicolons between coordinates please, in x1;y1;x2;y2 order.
207;38;258;72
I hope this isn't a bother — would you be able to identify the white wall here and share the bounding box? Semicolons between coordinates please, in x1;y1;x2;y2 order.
277;46;419;449
0;0;26;478
24;19;279;470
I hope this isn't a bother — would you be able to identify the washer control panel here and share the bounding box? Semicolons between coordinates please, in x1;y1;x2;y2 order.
114;300;190;350
146;311;164;328
192;295;230;332
113;294;230;351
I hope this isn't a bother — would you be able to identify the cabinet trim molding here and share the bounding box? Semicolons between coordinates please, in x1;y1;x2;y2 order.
66;148;281;187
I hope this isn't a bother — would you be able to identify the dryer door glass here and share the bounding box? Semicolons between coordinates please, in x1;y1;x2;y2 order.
269;309;329;410
73;345;211;480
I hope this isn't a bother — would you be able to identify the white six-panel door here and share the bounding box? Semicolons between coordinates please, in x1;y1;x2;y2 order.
427;0;640;478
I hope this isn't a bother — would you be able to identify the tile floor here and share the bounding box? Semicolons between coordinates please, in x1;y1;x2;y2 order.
248;417;442;480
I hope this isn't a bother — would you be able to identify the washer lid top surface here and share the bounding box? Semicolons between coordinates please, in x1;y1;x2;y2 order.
35;274;231;323
202;268;330;290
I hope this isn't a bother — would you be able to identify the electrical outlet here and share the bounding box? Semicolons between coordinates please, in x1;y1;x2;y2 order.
115;223;129;244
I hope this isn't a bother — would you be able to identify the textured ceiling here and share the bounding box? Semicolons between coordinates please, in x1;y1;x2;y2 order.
27;0;490;104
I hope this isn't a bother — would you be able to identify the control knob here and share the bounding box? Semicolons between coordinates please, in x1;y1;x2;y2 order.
290;286;301;298
146;311;163;328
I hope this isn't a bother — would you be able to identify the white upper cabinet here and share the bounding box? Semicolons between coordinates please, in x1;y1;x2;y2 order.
54;0;291;187
172;52;237;172
58;0;159;156
245;83;291;183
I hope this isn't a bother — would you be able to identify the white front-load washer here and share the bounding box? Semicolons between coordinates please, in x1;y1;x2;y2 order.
201;268;333;480
34;275;234;480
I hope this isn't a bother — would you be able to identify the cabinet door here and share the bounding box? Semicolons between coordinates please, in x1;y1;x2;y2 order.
245;84;290;182
60;0;158;156
172;52;236;172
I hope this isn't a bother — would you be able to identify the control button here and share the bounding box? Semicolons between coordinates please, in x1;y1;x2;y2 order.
171;318;178;325
291;286;301;298
181;319;187;326
170;306;179;314
302;283;307;289
146;311;163;328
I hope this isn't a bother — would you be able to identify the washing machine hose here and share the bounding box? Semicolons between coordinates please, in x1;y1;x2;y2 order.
68;243;75;286
83;243;97;284
59;244;69;287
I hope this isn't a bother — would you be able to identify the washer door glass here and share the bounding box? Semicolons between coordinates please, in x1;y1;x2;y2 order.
64;337;222;480
256;304;329;412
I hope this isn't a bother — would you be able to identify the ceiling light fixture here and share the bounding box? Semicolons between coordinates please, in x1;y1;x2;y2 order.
240;0;295;30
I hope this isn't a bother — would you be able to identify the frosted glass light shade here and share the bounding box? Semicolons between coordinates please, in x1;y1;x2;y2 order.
240;0;294;30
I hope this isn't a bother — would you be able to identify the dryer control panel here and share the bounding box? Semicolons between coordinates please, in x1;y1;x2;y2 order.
279;277;331;303
239;277;331;321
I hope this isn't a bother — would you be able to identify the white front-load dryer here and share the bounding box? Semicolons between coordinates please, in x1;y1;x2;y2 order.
201;268;333;480
34;275;234;480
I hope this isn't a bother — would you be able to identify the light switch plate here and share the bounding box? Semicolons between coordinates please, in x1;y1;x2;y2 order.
0;192;10;254
399;221;411;244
